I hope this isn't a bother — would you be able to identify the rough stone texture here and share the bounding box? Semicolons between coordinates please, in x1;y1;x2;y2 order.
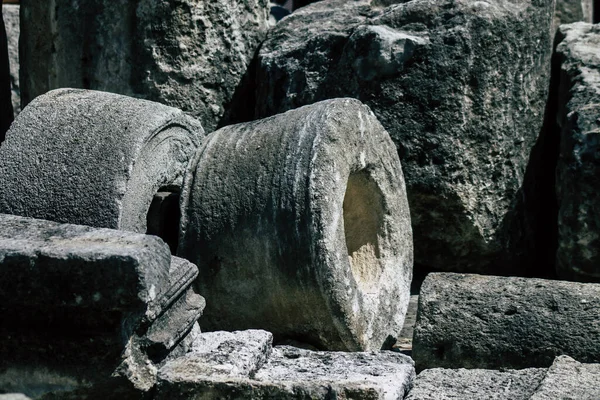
0;4;12;142
20;0;270;133
255;0;555;275
554;0;594;26
405;367;546;400
554;23;600;282
0;89;202;235
159;330;274;381
156;341;415;399
0;213;203;396
251;346;415;399
530;355;600;400
412;273;600;370
2;4;18;116
179;98;413;351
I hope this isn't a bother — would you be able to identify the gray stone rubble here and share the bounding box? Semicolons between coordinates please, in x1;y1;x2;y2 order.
0;0;599;398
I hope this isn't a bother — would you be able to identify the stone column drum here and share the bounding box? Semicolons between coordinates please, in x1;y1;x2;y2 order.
0;89;203;244
179;98;413;351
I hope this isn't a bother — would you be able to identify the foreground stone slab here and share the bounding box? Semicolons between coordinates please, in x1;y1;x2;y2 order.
554;23;600;283
2;4;18;116
413;273;600;370
530;355;600;400
255;0;555;275
252;346;415;399
405;367;546;400
0;214;202;396
20;0;270;132
159;330;273;382
179;98;413;351
156;338;415;399
0;89;202;240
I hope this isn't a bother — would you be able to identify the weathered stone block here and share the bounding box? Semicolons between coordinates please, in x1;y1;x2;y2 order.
255;0;555;275
2;4;18;116
0;214;202;396
413;273;600;370
405;367;546;400
20;0;270;132
530;355;600;400
179;98;413;351
0;89;203;242
554;22;600;282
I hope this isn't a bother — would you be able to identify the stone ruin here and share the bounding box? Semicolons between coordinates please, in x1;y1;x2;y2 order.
0;0;599;399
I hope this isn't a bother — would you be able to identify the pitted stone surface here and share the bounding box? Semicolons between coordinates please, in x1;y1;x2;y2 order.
413;273;600;370
405;367;546;400
255;0;555;275
0;89;202;233
530;355;600;400
20;0;270;132
179;98;413;351
554;22;600;282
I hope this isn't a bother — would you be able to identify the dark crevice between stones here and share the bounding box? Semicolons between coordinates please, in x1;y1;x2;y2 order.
146;188;181;254
0;5;13;144
498;31;564;279
216;46;261;130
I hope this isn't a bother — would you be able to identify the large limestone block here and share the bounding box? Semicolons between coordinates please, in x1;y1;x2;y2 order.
405;367;546;400
20;0;270;132
0;89;203;239
412;273;600;370
0;5;12;141
256;0;555;274
2;4;18;116
0;214;203;396
179;98;413;351
554;23;600;282
156;341;415;399
530;355;600;400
